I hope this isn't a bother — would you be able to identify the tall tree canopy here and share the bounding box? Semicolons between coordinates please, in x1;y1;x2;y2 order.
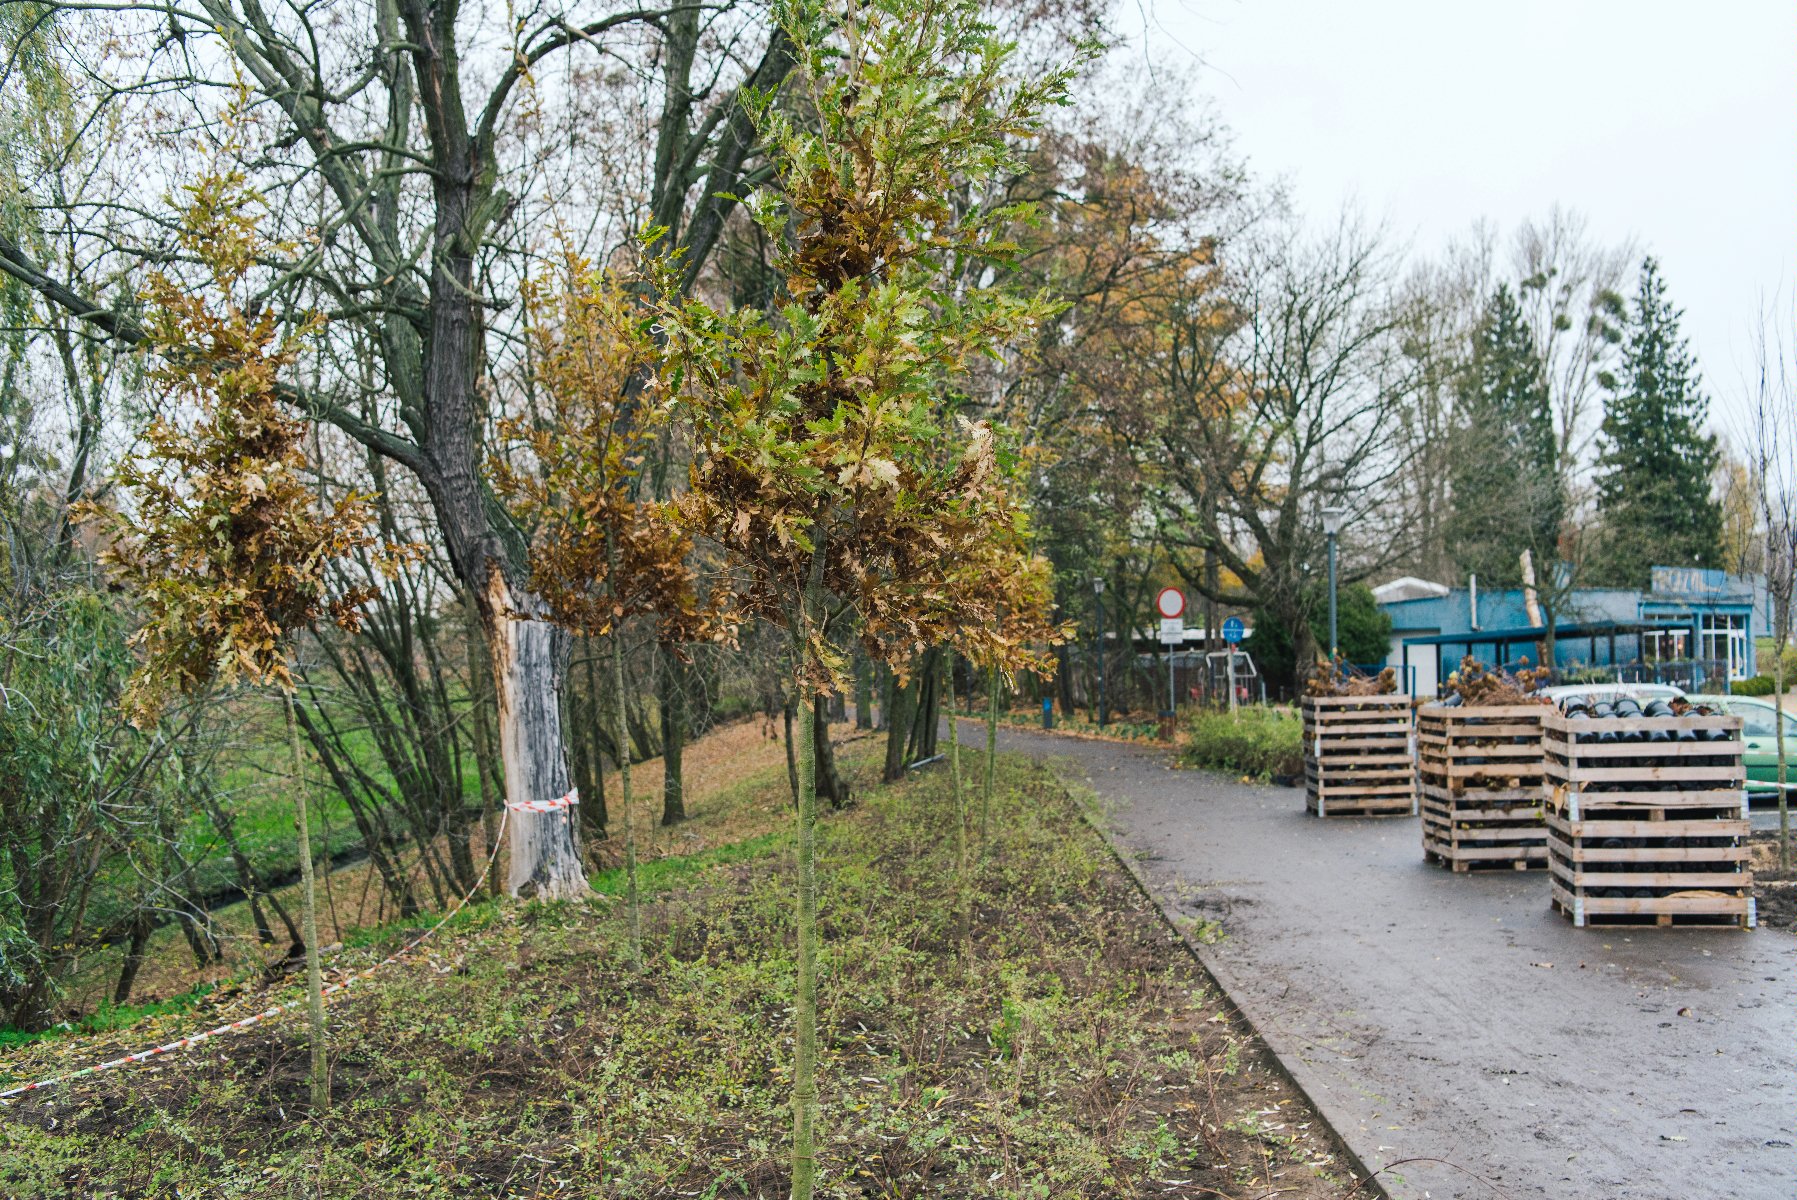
1447;282;1561;587
1593;257;1722;586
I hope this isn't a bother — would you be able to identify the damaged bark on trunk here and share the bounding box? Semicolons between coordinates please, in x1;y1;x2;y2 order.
488;573;588;899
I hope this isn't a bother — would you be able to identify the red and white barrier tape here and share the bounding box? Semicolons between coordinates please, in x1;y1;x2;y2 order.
1;804;520;1104
504;786;578;814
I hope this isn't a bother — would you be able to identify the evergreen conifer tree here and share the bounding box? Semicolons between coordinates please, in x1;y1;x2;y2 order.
1447;283;1561;585
1593;258;1722;586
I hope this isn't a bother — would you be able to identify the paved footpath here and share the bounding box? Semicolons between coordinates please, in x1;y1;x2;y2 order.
977;723;1797;1200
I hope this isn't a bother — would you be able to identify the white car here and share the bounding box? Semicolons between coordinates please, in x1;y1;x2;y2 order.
1535;682;1687;706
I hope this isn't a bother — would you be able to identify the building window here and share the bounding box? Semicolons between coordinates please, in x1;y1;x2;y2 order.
1643;629;1688;662
1698;612;1750;681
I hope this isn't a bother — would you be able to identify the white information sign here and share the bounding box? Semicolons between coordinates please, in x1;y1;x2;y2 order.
1159;617;1185;645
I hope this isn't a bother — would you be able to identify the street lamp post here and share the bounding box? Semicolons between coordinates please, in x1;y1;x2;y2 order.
1322;506;1346;661
1093;576;1107;729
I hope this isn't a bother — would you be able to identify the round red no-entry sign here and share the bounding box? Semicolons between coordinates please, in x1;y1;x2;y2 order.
1155;587;1186;619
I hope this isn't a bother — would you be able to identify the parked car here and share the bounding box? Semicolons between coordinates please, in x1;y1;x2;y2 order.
1536;682;1686;706
1686;694;1796;798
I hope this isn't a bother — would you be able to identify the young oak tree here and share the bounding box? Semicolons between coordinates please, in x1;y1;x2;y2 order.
492;247;727;953
83;168;400;1109
938;534;1062;950
649;2;1077;1193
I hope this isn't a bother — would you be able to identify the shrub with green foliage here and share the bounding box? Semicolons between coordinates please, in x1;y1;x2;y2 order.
1243;583;1392;688
1183;707;1304;780
1733;675;1784;697
1753;641;1797;685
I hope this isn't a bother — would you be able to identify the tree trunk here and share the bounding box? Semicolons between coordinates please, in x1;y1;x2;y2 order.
783;694;802;807
1542;606;1559;679
1289;603;1319;695
568;652;596;836
176;909;219;969
1778;638;1789;870
1049;643;1063;718
112;908;153;1006
788;549;828;1200
813;702;850;809
945;669;969;954
854;651;873;729
612;630;643;972
874;661;891;730
882;668;912;782
582;648;610;843
464;592;506;896
906;649;942;763
488;580;589;900
626;686;661;762
283;691;330;1111
982;665;1000;841
660;649;688;825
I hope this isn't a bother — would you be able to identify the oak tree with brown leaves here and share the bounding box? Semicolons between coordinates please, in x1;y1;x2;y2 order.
650;2;1076;1193
84;169;399;1110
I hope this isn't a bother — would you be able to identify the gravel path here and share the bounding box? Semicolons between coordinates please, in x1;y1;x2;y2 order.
974;721;1797;1200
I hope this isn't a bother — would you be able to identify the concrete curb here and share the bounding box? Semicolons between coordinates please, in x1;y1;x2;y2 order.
1060;768;1396;1200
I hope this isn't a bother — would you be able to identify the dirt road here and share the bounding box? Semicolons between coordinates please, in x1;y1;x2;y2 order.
979;723;1797;1200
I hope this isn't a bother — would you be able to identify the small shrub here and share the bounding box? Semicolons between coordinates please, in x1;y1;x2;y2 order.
1752;642;1797;684
1733;675;1783;697
1183;707;1303;779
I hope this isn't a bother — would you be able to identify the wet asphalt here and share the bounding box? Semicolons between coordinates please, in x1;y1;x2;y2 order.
974;722;1797;1200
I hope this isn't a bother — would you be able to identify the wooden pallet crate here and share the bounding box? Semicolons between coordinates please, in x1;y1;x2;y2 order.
1417;703;1549;871
1301;694;1417;817
1541;712;1754;929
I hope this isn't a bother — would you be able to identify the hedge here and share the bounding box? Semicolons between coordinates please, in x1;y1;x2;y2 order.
1183;707;1304;780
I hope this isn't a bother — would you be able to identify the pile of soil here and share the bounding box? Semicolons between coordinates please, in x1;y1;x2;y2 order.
1749;836;1797;931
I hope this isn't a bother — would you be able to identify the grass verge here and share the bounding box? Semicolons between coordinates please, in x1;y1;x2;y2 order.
1;753;1358;1199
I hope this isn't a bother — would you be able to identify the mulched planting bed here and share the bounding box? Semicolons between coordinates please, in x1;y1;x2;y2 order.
0;757;1362;1199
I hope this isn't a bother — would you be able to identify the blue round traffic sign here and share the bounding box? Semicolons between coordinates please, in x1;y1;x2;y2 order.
1222;616;1245;644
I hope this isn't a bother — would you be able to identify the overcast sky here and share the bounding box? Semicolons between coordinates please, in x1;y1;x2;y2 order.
1127;0;1794;442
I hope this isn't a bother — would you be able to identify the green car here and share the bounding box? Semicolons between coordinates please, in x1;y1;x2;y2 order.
1687;694;1797;798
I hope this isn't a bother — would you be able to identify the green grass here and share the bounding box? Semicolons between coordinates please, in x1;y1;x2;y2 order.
0;985;219;1050
0;754;1355;1199
591;830;786;896
970;706;1164;741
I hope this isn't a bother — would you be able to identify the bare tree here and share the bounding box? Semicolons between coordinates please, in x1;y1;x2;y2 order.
1749;305;1796;867
1150;214;1422;689
1510;208;1630;479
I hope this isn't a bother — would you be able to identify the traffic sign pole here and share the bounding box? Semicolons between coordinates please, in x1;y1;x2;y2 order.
1221;616;1245;716
1156;588;1185;740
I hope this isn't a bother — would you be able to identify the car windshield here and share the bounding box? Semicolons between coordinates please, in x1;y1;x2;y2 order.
1739;707;1797;739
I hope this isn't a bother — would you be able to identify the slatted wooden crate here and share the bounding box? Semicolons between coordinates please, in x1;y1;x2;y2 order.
1542;711;1755;929
1417;703;1550;871
1301;694;1417;817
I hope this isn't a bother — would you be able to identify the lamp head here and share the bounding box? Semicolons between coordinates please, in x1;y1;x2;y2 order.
1322;505;1346;537
1093;576;1105;596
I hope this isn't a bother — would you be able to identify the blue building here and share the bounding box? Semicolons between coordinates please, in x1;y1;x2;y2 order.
1374;567;1769;697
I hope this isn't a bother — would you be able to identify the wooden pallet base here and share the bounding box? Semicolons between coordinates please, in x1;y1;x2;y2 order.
1549;879;1756;928
1423;840;1546;871
1306;792;1417;817
1420;791;1546;870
